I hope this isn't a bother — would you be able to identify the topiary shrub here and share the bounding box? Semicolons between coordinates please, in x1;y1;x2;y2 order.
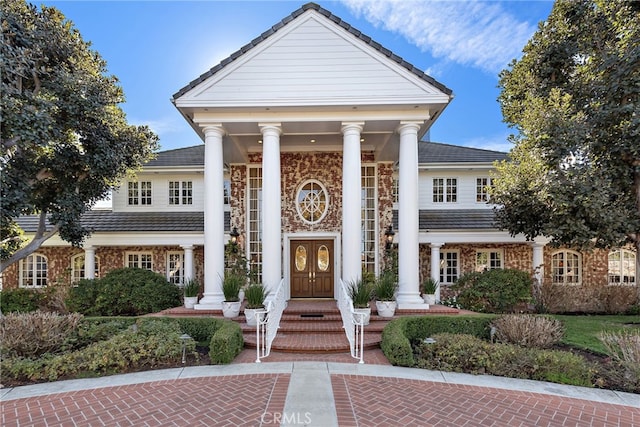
491;314;564;348
0;288;44;313
209;320;243;364
0;311;83;357
451;269;532;313
66;268;181;316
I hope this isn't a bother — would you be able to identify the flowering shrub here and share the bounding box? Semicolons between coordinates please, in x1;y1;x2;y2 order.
491;314;564;348
0;311;82;357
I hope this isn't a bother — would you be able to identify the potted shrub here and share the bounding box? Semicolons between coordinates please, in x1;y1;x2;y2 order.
243;283;268;327
421;277;439;305
221;273;243;318
183;278;200;309
348;279;373;325
374;271;397;317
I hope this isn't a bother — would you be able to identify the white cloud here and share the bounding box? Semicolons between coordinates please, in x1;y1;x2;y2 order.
130;116;183;137
341;0;537;74
461;132;513;153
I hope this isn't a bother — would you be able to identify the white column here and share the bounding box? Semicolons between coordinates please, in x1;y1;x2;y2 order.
84;246;96;280
341;122;364;285
260;123;282;294
532;242;545;286
397;122;425;308
196;125;226;309
430;243;444;302
181;245;194;282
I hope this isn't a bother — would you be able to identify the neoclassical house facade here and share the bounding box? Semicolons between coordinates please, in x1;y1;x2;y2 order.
5;3;636;313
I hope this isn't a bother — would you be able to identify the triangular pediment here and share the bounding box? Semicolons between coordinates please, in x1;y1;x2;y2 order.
174;5;451;108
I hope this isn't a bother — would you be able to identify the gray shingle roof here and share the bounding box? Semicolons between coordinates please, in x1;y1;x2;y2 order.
172;2;452;101
146;145;204;167
393;209;498;230
419;141;508;164
16;211;230;233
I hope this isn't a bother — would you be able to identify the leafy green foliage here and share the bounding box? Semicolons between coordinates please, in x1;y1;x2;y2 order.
348;279;373;308
222;273;243;302
65;268;181;316
0;288;43;313
183;278;200;298
244;283;267;309
451;269;532;313
1;0;158;270
414;333;594;387
374;270;397;301
208;320;243;364
493;1;640;270
421;278;439;295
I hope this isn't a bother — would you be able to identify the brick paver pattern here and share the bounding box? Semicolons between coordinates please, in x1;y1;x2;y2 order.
331;375;640;427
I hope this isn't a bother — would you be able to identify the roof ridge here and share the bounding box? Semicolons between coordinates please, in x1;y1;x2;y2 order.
172;2;452;100
422;140;508;155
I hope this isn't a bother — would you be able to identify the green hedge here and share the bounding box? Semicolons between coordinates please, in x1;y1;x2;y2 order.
381;315;496;366
209;320;244;364
0;288;44;313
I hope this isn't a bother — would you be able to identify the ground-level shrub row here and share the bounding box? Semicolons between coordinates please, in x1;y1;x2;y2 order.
1;316;243;387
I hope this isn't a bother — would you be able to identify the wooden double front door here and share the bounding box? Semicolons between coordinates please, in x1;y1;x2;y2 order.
290;240;334;298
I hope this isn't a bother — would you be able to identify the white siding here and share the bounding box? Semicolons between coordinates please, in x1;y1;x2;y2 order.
112;173;205;212
418;170;494;210
183;15;445;106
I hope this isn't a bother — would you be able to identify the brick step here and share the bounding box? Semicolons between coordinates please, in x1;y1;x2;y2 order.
243;331;382;353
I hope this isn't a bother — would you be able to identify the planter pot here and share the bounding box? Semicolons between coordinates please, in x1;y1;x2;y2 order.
244;307;267;327
184;296;198;309
353;307;371;325
375;300;397;318
222;301;242;318
423;294;436;305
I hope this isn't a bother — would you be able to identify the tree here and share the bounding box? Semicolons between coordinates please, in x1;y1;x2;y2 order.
492;0;640;299
1;0;158;272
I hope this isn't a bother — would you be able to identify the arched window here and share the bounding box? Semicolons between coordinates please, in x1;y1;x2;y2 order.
608;249;636;285
551;250;582;285
70;254;100;282
19;253;48;288
296;180;328;224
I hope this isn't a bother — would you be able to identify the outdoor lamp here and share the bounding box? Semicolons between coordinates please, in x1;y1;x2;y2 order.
384;225;395;250
180;333;192;364
230;227;239;245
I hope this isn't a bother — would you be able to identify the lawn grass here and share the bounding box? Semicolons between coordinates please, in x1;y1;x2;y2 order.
551;315;640;355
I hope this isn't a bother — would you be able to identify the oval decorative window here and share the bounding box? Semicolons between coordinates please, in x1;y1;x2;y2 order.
296;180;329;224
317;245;329;272
295;245;307;271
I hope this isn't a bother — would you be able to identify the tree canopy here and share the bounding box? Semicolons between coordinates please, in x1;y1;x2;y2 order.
492;0;639;255
1;0;158;271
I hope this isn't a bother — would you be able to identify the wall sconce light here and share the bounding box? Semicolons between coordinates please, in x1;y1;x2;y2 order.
230;227;239;245
384;225;395;250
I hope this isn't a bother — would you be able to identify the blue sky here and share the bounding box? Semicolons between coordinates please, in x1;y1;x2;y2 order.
41;0;554;153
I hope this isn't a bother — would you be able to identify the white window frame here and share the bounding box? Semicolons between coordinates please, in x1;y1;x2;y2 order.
19;253;48;288
128;181;152;205
167;252;184;285
476;177;492;203
223;179;231;205
439;250;459;285
169;181;193;206
391;175;399;204
475;249;503;272
71;254;100;282
362;165;377;274
247;166;262;282
296;179;329;224
433;178;457;203
552;250;582;285
608;249;636;286
125;252;153;271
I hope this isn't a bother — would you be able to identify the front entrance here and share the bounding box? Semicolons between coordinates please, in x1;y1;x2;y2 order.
290;240;334;298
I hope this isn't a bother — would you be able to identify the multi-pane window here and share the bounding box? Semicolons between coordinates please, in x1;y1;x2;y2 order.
552;250;581;285
392;176;399;204
476;250;503;272
71;254;100;282
248;167;262;282
126;252;153;270
167;252;184;285
296;180;328;224
128;181;152;205
476;177;492;203
433;178;457;203
362;166;376;274
439;250;459;284
169;181;193;205
608;249;636;285
224;180;231;205
20;254;48;288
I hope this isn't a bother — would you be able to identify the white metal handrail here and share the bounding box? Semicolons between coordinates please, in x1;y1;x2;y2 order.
337;278;365;364
255;278;286;363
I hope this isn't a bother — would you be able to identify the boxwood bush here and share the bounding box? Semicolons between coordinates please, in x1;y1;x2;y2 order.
0;288;44;313
66;268;182;316
451;269;532;313
381;315;495;366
